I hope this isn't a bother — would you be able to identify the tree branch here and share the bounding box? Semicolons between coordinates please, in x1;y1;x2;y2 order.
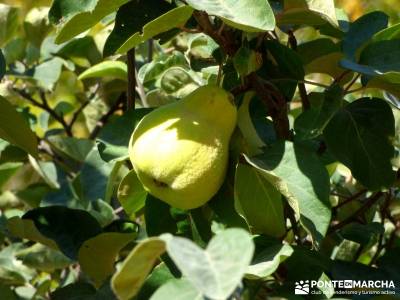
288;30;310;110
127;48;136;110
14;88;72;136
89;93;125;140
329;192;384;233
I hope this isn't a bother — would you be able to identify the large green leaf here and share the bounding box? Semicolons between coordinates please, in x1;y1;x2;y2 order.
278;0;338;27
342;11;388;60
161;228;254;300
236;92;266;156
117;169;147;220
359;40;400;74
0;96;38;157
367;72;400;100
294;86;343;140
187;0;275;32
24;7;52;48
136;263;174;300
151;279;202;300
78;224;137;287
245;141;331;246
7;217;58;249
266;40;304;80
49;0;130;44
138;51;188;85
0;244;36;285
80;148;118;203
78;61;128;81
0;162;22;190
17;243;71;272
323;98;396;190
372;23;400;42
104;1;193;56
22;206;103;260
0;4;20;46
235;164;285;237
111;237;166;300
47;136;95;163
246;243;293;280
97;108;152;162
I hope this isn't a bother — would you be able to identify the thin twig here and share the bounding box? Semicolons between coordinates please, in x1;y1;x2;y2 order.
329;192;383;233
335;189;368;209
148;39;154;63
68;84;100;131
14;88;72;136
89;93;125;139
345;86;366;94
344;74;361;93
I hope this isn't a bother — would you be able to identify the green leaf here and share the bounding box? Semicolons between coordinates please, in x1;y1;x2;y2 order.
343;11;389;60
323;98;396;190
187;0;275;32
80;148;118;203
297;40;347;78
28;156;60;189
33;57;65;90
294;86;343;140
136;263;174;300
138;51;188;85
0;162;22;190
367;72;400;101
16;183;52;208
104;1;193;56
372;23;400;42
339;222;384;248
359;40;400;74
246;243;293;280
117;169;147;220
237;92;266;156
49;0;130;44
7;217;58;249
24;7;51;48
0;96;38;157
245;141;331;246
0;283;17;300
161;228;254;300
235;164;285;237
111;237;166;300
151;279;203;300
233;46;262;76
339;58;380;77
160;67;200;97
17;243;71;272
23;206;103;260
97;108;152;162
0;49;5;80
266;40;304;80
0;244;36;285
51;282;97;300
145;196;178;237
47;136;95;163
278;0;338;27
78;61;128;81
0;4;20;46
78;229;137;287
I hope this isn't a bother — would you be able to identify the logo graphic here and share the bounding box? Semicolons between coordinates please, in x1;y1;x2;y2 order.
295;280;310;295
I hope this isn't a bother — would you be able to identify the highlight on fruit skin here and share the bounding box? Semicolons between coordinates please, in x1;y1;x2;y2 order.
128;85;237;210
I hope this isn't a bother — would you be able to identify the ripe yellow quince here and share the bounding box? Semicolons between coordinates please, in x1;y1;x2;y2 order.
128;85;237;210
